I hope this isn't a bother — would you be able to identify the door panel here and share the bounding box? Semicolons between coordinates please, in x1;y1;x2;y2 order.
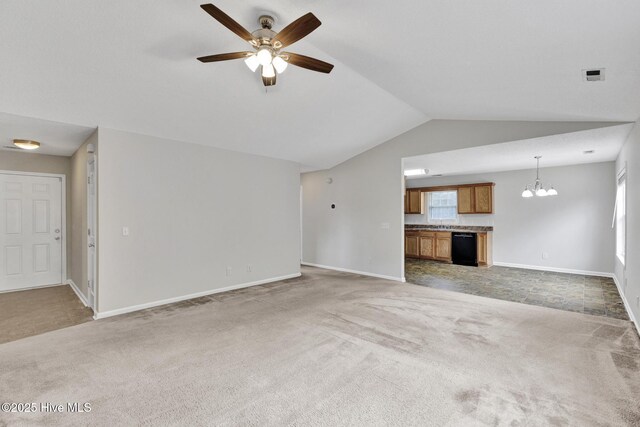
457;187;473;214
0;174;63;291
419;234;435;259
474;185;493;213
405;235;419;258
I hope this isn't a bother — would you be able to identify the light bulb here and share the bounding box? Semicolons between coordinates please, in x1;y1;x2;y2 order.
262;64;275;78
547;187;558;196
272;55;288;73
536;188;548;197
256;48;272;66
244;54;259;72
522;188;533;198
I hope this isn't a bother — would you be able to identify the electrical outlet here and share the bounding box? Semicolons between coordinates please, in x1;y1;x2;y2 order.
246;265;252;273
542;252;549;260
122;226;129;236
226;266;232;277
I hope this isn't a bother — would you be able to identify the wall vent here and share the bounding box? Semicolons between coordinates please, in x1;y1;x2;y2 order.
583;68;605;82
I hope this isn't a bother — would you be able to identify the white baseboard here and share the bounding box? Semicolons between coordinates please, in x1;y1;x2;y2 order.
0;282;62;294
301;262;405;282
493;262;614;278
613;275;640;336
94;272;302;320
66;279;89;307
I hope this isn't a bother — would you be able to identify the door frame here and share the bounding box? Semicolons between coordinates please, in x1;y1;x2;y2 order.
0;169;67;290
87;154;97;311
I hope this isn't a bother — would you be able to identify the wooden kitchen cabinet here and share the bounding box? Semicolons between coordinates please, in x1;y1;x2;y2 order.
405;233;420;258
405;189;424;214
457;184;494;214
434;232;452;262
419;232;436;259
474;185;493;213
477;232;493;267
457;187;474;214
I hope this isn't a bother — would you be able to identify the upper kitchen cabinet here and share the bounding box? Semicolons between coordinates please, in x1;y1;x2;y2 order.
405;189;424;214
456;183;494;214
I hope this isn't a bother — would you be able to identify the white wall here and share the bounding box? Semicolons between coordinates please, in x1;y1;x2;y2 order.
615;121;640;326
302;120;623;280
406;162;615;275
96;128;301;314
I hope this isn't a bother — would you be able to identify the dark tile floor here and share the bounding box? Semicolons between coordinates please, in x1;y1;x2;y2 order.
405;259;629;320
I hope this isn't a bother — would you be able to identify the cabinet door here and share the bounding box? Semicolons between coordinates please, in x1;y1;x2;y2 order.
406;189;424;214
405;235;420;258
435;232;452;261
419;234;435;259
477;233;487;264
457;187;474;214
474;185;493;213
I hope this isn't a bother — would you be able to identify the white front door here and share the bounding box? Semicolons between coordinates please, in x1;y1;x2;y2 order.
0;173;63;291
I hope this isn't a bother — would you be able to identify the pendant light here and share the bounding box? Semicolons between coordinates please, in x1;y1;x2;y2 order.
521;156;557;198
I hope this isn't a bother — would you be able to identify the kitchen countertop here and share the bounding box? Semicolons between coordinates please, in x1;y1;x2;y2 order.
405;225;493;232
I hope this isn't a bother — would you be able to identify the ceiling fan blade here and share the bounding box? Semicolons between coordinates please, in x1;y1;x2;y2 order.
261;68;276;86
282;52;334;74
197;52;253;63
200;4;255;44
272;13;321;48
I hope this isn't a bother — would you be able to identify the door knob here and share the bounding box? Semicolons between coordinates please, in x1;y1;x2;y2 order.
55;229;60;234
55;236;61;241
88;243;95;248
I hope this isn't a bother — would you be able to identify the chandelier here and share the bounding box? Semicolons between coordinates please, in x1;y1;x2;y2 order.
521;156;558;198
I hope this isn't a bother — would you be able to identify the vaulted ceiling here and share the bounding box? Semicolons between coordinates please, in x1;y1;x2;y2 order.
1;1;639;170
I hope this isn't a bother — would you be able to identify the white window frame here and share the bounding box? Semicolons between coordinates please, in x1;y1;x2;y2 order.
427;190;459;224
615;169;626;265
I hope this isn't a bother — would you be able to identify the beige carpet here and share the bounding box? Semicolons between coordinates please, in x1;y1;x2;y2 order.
0;285;94;344
1;266;639;426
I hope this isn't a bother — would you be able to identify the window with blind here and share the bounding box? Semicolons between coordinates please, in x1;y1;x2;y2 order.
428;191;458;222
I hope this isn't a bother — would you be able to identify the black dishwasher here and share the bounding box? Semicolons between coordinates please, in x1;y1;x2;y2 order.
452;233;477;266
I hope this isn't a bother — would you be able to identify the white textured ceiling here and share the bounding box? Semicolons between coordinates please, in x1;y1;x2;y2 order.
403;123;634;177
0;1;639;169
0;113;95;156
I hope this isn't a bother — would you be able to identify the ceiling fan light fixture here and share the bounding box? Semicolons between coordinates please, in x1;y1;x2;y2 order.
256;48;273;66
261;64;276;78
272;55;288;73
244;54;260;72
547;187;558;196
13;139;40;150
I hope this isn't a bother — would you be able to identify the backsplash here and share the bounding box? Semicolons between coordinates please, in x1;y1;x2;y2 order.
404;213;495;227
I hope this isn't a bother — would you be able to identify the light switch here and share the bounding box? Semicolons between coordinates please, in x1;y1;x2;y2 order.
122;227;129;236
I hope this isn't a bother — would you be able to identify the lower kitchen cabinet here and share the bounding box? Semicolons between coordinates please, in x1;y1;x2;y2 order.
419;233;435;259
405;233;420;258
434;232;452;262
477;232;493;267
406;230;491;266
405;231;452;262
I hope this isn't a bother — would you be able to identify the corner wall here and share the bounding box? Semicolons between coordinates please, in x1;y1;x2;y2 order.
406;162;615;275
615;121;640;328
95;128;301;315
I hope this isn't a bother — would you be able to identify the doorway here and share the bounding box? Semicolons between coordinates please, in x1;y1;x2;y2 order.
0;171;65;291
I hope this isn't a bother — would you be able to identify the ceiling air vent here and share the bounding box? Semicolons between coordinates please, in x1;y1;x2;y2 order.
583;68;605;82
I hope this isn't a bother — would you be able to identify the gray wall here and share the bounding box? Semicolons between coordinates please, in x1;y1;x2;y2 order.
69;131;97;298
95;128;301;314
0;150;72;277
406;162;615;274
615;121;640;326
302;120;623;280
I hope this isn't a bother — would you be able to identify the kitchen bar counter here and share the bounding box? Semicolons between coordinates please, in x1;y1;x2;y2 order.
405;225;493;232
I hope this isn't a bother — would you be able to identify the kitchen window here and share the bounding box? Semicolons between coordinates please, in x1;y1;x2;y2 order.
616;170;626;265
428;191;458;222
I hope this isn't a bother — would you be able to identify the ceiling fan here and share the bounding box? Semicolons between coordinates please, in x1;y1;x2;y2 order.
197;4;334;87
